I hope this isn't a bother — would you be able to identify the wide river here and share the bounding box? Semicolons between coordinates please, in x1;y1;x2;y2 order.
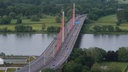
0;33;128;56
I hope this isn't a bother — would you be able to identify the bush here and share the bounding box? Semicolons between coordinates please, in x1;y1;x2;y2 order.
15;25;33;32
0;15;11;24
47;26;60;32
31;15;40;21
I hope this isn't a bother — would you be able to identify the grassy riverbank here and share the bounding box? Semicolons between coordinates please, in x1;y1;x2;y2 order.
0;16;60;33
118;0;128;4
83;14;128;34
92;62;128;72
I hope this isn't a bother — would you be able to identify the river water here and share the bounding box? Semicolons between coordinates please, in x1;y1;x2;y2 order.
0;33;128;55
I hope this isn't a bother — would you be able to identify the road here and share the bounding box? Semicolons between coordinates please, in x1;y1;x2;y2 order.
43;15;86;69
16;15;86;72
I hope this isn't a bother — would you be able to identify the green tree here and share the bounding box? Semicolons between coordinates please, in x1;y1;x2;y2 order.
16;18;22;24
0;15;11;24
63;61;83;72
31;15;40;21
85;47;106;62
9;12;16;19
118;47;128;62
42;24;46;31
107;25;114;32
47;26;60;33
56;16;61;23
42;68;55;72
15;25;33;32
0;52;6;57
93;26;102;32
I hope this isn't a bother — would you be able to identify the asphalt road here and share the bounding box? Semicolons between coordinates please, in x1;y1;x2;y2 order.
16;15;86;72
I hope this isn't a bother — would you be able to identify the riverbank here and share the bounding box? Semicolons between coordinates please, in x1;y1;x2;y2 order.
0;15;60;33
82;14;128;34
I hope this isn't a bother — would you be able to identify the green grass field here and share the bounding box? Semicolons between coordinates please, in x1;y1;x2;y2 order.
7;68;16;72
0;16;60;32
118;0;128;4
89;14;128;31
92;62;128;72
0;70;4;72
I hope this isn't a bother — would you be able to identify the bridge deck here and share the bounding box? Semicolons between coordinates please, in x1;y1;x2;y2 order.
16;15;86;72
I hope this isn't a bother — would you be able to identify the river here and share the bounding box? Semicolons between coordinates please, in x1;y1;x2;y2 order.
0;33;128;55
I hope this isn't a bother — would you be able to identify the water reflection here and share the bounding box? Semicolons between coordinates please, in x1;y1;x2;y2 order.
79;34;128;51
0;33;55;56
0;33;128;55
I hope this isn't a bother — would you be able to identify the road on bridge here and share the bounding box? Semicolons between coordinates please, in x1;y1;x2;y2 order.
16;15;86;72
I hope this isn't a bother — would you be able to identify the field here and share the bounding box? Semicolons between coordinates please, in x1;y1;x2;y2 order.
92;62;128;72
7;68;16;72
89;14;128;31
118;0;128;4
0;68;16;72
0;70;4;72
0;16;60;32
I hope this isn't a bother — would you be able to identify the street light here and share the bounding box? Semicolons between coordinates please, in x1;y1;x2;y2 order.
29;56;30;72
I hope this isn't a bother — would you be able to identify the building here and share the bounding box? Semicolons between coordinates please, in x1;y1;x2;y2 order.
4;58;28;64
0;58;4;65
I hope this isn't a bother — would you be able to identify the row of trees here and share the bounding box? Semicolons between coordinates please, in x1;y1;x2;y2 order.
0;0;118;21
92;25;122;32
47;26;60;33
63;47;128;72
0;25;60;32
117;9;128;24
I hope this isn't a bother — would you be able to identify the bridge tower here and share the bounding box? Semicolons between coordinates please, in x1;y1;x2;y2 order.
54;11;65;56
72;3;75;28
62;11;65;42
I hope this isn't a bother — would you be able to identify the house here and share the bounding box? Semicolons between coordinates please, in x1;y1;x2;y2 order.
0;58;4;65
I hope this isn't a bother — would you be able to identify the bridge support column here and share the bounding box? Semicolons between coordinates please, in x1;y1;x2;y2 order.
62;11;65;42
72;3;75;28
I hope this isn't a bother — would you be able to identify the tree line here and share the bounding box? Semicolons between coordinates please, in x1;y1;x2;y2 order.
0;0;118;24
0;25;60;33
92;25;123;33
62;47;128;72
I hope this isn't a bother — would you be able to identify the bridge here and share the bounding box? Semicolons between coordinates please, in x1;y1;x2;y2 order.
16;4;86;72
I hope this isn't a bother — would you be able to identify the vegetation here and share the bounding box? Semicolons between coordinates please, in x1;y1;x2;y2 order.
42;68;55;72
0;70;4;72
0;0;118;33
7;68;16;72
63;47;128;72
91;62;128;72
83;14;128;33
0;16;60;33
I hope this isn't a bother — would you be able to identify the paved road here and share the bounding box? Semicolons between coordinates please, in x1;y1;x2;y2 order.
43;15;86;69
16;15;86;72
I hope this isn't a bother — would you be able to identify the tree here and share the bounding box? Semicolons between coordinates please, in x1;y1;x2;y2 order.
115;26;121;32
42;24;46;31
0;52;6;57
105;51;118;61
31;15;40;21
56;16;61;23
107;25;114;32
85;47;106;62
63;61;83;72
118;47;128;62
93;26;102;32
47;26;60;33
9;12;16;19
0;15;11;24
16;18;22;24
15;25;33;32
42;68;55;72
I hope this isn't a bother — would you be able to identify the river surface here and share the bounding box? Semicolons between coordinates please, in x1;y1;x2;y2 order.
0;33;128;55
